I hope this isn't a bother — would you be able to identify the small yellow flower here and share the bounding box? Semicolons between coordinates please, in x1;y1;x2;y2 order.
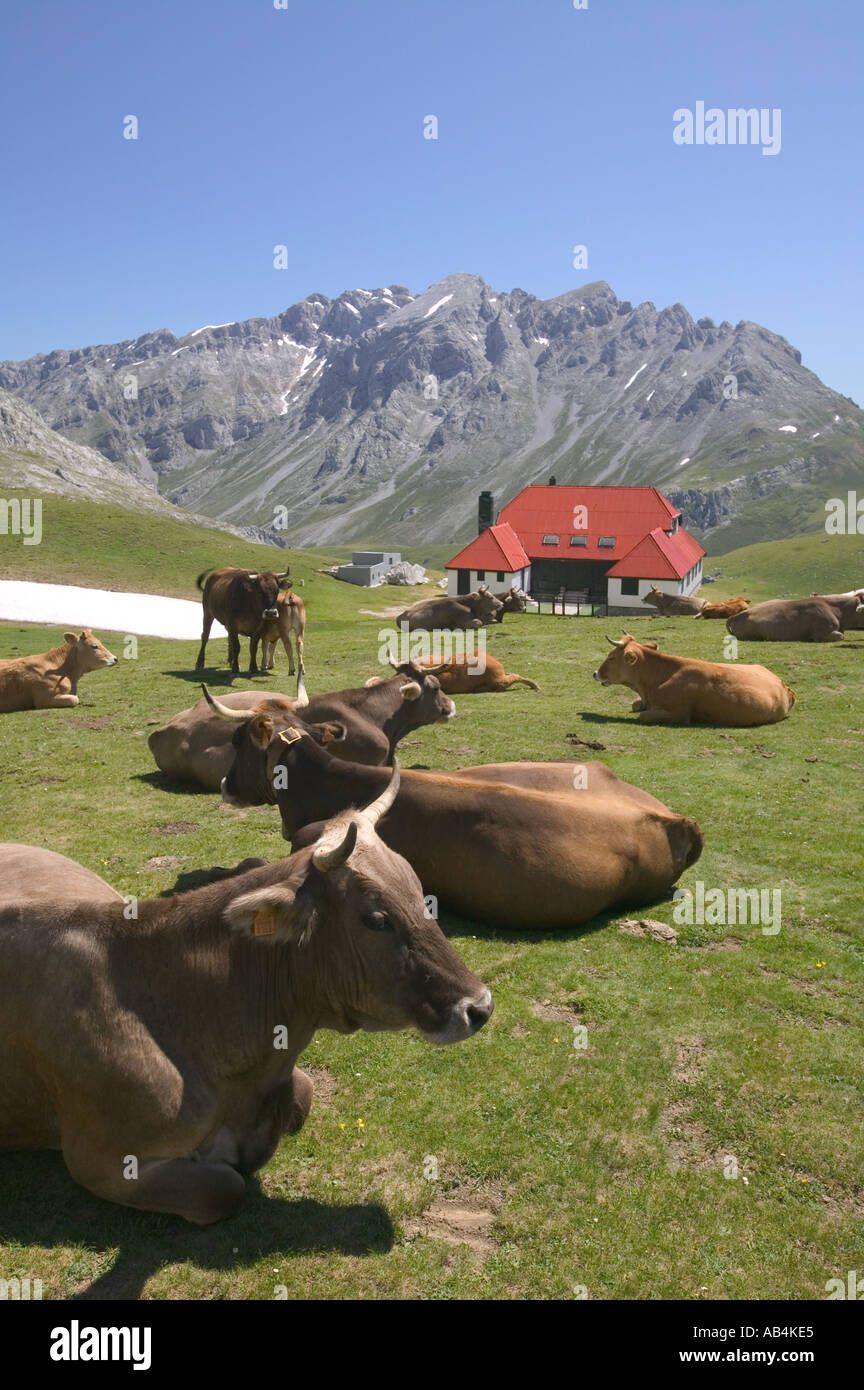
357;1118;365;1129
815;961;826;968
338;1123;345;1130
553;1038;559;1044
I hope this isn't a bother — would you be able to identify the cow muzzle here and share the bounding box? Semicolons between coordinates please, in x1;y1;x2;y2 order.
422;988;493;1045
220;776;248;808
263;607;280;621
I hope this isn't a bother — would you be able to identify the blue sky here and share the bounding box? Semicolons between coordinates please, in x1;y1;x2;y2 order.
1;0;861;401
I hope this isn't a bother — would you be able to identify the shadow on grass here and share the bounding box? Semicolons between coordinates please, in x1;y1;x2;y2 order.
0;1151;394;1300
164;669;278;686
136;770;214;796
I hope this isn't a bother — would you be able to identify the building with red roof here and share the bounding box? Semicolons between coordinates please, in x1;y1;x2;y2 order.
446;483;705;614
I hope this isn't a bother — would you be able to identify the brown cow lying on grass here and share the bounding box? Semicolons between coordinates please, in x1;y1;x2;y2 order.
642;586;706;616
219;723;704;931
0;793;492;1224
726;593;864;642
593;634;795;726
148;662;454;791
694;597;751;619
413;653;539;693
0;630;117;712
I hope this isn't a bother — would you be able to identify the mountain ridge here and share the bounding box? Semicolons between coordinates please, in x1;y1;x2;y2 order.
2;272;861;552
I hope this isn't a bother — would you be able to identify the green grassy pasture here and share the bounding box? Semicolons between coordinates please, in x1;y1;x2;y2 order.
0;519;862;1300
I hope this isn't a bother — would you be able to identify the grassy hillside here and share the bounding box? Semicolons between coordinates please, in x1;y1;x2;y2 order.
703;531;864;602
0;565;861;1299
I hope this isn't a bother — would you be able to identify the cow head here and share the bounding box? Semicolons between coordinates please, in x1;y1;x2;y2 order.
501;588;527;614
242;571;281;620
223;768;493;1043
593;633;656;685
366;660;455;726
642;587;662;607
202;682;345;806
473;587;504;623
64;630;118;670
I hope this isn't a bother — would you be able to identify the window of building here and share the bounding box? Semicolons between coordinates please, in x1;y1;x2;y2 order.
496;571;505;582
476;570;485;580
598;536;615;549
621;578;639;596
569;535;587;547
542;535;559;545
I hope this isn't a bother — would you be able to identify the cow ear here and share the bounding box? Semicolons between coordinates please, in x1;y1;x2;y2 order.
318;721;346;744
364;675;383;687
64;633;78;644
224;884;309;943
624;649;639;665
399;680;422;702
643;640;659;650
248;713;275;748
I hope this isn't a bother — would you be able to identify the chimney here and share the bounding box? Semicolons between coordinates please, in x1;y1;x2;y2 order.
548;475;557;486
478;490;494;535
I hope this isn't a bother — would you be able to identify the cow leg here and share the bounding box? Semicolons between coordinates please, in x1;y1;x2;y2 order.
248;632;261;674
631;697;647;711
295;630;304;672
36;692;80;708
227;628;241;674
62;1142;246;1225
196;609;214;670
235;1068;314;1175
638;708;688;725
281;632;295;676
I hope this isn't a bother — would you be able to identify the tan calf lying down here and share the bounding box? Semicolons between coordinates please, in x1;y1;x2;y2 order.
593;634;795;727
695;597;750;619
0;630;116;712
416;653;539;693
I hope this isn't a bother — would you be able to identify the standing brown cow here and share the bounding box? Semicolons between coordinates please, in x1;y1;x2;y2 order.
260;588;306;674
196;567;289;674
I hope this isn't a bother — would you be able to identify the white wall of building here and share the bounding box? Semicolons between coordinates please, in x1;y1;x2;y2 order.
447;566;530;597
607;561;702;610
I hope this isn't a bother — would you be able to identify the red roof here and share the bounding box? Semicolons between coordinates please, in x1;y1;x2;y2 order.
445;484;703;582
496;484;683;563
445;521;531;573
606;525;704;580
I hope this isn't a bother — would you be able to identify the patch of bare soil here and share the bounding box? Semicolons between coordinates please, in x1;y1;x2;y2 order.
303;1065;337;1110
404;1179;503;1256
674;1036;705;1083
144;855;182;871
659;1101;727;1172
67;715;114;729
619;918;679;945
153;821;199;836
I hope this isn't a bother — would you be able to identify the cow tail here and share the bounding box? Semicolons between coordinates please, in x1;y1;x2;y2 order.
196;569;213;591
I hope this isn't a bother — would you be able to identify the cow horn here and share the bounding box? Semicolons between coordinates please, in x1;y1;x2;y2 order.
201;684;250;721
312;819;358;871
605;636;625;647
295;668;309;709
362;760;401;827
421;661;449;675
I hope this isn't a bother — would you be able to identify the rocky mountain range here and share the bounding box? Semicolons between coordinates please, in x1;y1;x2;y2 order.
2;273;861;552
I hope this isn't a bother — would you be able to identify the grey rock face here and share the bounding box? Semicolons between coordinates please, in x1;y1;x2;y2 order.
1;274;861;547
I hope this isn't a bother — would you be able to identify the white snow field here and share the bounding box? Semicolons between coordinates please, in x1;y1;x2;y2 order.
0;580;227;641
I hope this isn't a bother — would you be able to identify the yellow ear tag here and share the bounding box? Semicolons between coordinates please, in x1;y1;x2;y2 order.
253;909;276;937
277;728;303;745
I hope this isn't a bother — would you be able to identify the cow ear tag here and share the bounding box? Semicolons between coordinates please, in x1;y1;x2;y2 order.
277;728;303;745
253;909;276;937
